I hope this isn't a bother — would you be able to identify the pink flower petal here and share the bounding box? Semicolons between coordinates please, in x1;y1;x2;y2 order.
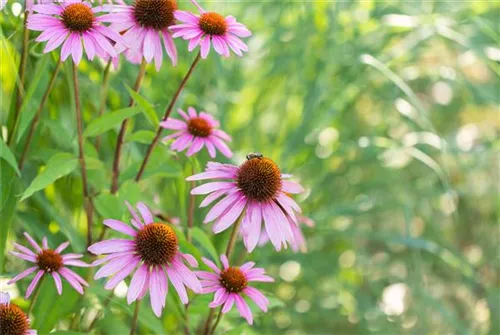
87;239;135;255
52;272;63;295
25;270;45;298
234;294;253;324
127;264;149;304
103;219;137;236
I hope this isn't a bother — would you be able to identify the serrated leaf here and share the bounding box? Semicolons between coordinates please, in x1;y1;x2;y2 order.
125;85;159;127
0;137;21;176
83;106;141;137
21;153;78;201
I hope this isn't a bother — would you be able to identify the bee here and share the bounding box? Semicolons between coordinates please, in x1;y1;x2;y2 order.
246;152;264;160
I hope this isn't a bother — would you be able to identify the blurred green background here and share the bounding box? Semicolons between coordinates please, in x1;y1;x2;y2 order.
1;0;499;334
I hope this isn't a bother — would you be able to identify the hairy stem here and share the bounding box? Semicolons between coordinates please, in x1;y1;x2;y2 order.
8;12;30;146
110;60;147;194
18;57;62;170
27;274;44;315
135;52;201;182
130;299;141;335
95;60;113;153
72;62;94;248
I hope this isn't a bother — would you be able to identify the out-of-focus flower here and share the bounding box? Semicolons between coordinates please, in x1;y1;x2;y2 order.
27;0;127;64
171;0;251;58
187;156;305;252
258;214;314;253
88;202;201;317
0;292;37;335
197;255;273;324
161;107;232;158
8;233;89;297
107;0;178;71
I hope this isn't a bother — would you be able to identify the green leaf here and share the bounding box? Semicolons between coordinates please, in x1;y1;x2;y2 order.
43;332;87;335
94;192;123;220
0;166;19;270
127;130;156;144
0;137;21;176
15;55;51;143
21;153;78;201
83;106;141;137
192;227;219;262
125;85;159;128
32;275;81;332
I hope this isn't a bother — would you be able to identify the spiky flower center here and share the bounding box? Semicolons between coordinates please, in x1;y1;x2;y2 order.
220;267;247;293
237;157;282;202
0;303;30;335
37;249;63;273
61;3;94;32
199;12;227;36
135;223;178;266
187;117;212;138
133;0;177;30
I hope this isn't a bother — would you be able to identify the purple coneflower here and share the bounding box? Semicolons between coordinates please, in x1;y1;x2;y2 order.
197;255;273;325
88;202;202;317
258;214;314;253
8;233;89;297
0;292;37;335
170;0;251;58
187;155;305;252
27;0;126;64
161;107;232;158
106;0;178;71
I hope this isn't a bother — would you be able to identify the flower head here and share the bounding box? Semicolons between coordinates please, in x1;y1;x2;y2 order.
0;292;37;335
27;0;127;64
187;155;305;252
197;255;273;325
161;107;232;158
170;0;251;59
88;202;202;317
258;214;314;253
8;233;89;297
108;0;178;71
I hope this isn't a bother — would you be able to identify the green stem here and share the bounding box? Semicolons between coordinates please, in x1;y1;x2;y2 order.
8;11;30;146
208;308;223;335
18;57;62;170
110;60;147;194
72;61;94;248
95;60;113;153
130;299;141;335
135;52;201;182
27;274;44;315
187;165;196;243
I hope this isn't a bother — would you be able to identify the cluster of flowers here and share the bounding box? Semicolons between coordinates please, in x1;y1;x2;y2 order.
26;0;251;69
1;0;314;333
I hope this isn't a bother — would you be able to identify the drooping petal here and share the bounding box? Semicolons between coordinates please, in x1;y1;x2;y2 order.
52;272;63;295
243;287;268;312
234;294;253;324
8;267;38;284
25;270;45;298
127;264;149;304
